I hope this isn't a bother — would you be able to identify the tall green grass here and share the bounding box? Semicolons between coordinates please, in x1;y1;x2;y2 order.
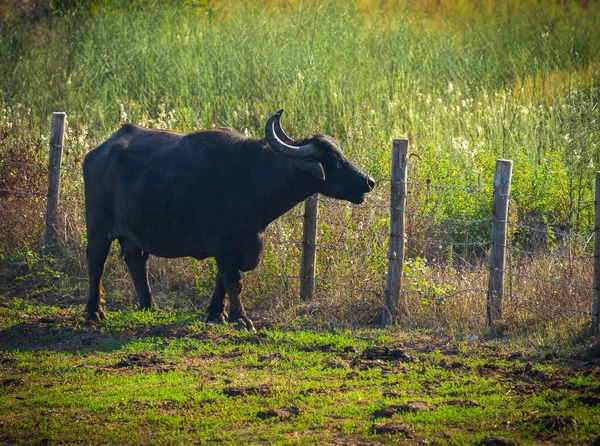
1;0;598;227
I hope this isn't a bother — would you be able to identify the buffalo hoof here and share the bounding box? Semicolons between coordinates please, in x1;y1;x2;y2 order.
84;308;107;323
206;311;228;325
232;317;256;333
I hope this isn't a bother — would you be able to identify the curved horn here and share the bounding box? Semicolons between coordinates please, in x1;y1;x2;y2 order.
273;111;298;146
265;110;319;159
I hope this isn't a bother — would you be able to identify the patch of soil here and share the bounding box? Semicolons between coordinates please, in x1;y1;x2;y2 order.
578;395;600;406
0;321;124;352
299;387;333;396
223;384;271;397
361;345;412;362
510;382;543;395
256;406;300;420
352;359;390;370
28;288;84;308
147;324;189;338
369;422;412;436
374;401;433;418
257;352;285;364
0;378;24;388
527;414;576;434
477;363;500;375
0;351;15;365
324;359;350;370
510;362;545;379
298;344;335;353
116;399;181;410
114;353;171;370
438;360;465;369
477;436;516;446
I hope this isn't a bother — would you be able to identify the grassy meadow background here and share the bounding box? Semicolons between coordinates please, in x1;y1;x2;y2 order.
0;0;599;339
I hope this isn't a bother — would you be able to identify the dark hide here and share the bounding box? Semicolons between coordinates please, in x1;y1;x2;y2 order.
83;117;374;330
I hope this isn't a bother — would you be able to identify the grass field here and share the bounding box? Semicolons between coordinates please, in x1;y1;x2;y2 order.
1;295;599;445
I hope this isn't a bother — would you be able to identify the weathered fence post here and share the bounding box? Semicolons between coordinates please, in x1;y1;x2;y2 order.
382;139;408;326
487;159;512;326
42;112;66;251
300;194;319;301
592;171;600;334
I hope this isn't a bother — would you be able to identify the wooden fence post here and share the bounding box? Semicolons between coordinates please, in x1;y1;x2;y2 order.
487;159;512;326
382;139;408;326
42;112;66;251
300;194;319;301
592;171;600;334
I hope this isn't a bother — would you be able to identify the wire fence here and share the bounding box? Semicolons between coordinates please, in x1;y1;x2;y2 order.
0;125;597;333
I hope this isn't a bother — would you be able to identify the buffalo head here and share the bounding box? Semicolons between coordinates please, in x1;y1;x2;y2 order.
265;110;375;204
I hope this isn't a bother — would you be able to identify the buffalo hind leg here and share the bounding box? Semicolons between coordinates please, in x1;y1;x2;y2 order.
119;237;155;310
206;271;228;324
84;234;112;322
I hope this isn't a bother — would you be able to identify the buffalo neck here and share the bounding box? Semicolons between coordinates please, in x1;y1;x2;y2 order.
254;152;318;230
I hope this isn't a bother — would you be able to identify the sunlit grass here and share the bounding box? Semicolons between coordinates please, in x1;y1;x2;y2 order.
1;303;599;444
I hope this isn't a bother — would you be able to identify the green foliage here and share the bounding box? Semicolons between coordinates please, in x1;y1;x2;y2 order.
0;249;64;291
403;257;455;305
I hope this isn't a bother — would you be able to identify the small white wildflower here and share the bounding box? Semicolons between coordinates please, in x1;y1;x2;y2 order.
437;98;443;104
297;72;304;81
447;81;454;93
370;109;375;115
119;103;128;122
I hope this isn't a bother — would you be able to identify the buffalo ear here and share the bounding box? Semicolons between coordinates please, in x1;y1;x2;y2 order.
299;160;325;181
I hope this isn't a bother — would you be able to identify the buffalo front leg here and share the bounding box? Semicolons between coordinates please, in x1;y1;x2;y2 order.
223;269;255;332
206;271;228;324
120;239;155;311
84;234;112;322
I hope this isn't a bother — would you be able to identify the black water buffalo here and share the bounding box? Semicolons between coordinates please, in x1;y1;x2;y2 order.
83;110;375;330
